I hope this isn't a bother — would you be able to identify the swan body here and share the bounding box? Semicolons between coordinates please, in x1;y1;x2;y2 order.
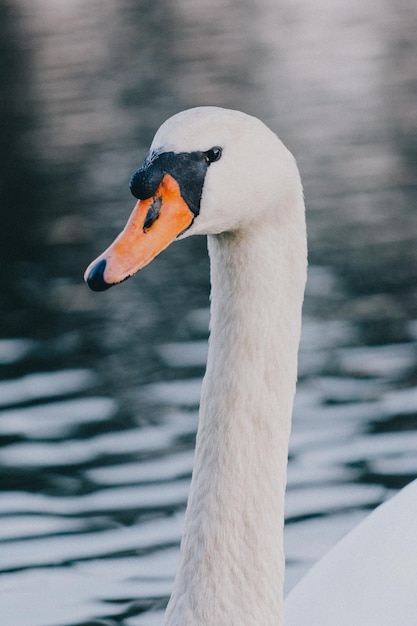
84;107;417;625
286;478;417;625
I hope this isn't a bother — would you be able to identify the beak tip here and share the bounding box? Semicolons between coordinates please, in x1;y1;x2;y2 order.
85;259;112;292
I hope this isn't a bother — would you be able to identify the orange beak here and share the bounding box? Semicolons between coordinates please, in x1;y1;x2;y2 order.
84;174;195;291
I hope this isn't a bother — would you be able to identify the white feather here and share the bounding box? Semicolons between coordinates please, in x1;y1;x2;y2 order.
132;107;417;625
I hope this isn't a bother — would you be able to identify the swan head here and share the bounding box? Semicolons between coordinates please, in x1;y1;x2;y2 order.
84;106;302;291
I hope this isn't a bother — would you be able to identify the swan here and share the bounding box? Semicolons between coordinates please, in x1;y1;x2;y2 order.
84;106;417;625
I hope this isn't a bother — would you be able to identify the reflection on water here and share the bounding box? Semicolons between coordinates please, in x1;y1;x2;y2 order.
0;0;416;624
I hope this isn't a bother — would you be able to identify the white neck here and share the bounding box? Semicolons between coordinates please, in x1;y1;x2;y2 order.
164;204;307;625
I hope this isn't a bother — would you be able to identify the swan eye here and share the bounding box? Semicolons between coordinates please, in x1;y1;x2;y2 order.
205;147;222;165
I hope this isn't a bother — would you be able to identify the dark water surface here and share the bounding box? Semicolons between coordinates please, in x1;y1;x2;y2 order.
0;1;416;624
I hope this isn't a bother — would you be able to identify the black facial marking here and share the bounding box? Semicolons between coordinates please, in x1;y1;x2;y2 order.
129;147;222;217
143;196;162;231
130;153;165;200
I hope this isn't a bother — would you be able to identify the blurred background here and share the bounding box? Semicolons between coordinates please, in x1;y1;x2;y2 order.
0;0;416;624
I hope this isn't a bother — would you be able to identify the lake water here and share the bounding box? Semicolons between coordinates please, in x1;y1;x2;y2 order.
0;1;416;625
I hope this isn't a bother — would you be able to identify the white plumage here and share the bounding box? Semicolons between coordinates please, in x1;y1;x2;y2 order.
86;107;417;625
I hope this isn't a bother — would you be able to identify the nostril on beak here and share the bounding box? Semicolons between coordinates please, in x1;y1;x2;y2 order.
85;259;111;292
